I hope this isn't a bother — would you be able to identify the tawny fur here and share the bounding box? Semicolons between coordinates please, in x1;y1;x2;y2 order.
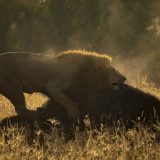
0;50;125;119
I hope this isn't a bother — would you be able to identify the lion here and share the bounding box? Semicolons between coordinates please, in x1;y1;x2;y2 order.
0;50;126;119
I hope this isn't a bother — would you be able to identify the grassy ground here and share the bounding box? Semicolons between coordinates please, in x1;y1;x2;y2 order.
0;79;160;160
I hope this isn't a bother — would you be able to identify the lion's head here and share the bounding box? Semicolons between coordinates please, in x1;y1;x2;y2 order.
62;50;126;91
56;50;127;115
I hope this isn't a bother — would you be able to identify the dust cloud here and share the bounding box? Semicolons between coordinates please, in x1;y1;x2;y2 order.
101;0;160;85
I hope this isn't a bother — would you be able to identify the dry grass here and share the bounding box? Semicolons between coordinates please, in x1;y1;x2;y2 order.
0;79;160;160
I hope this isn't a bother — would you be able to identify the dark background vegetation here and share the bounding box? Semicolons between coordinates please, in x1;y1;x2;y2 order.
0;0;160;85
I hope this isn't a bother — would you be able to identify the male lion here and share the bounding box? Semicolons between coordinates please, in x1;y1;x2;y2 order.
0;50;125;119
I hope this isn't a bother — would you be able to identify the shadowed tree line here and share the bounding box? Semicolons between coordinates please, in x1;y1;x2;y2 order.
0;0;158;53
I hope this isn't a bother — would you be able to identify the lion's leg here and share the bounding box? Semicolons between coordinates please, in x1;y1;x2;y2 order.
0;77;27;114
45;81;80;119
7;90;27;115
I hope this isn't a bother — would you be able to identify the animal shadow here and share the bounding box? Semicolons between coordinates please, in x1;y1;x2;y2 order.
0;101;75;144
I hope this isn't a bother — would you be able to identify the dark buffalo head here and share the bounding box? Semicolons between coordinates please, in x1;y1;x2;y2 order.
89;84;160;126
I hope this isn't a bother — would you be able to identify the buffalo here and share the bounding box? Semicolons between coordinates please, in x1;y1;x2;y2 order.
1;83;160;142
